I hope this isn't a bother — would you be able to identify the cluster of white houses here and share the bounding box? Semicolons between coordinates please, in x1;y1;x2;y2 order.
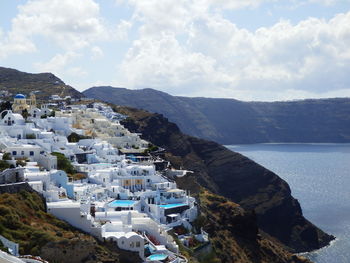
0;94;201;263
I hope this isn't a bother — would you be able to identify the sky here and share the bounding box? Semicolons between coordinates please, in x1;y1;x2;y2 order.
0;0;350;101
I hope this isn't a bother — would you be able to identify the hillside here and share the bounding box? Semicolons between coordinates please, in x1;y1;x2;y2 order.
0;67;333;262
0;67;83;100
0;185;311;263
84;86;350;144
117;105;334;253
181;189;312;263
0;184;140;263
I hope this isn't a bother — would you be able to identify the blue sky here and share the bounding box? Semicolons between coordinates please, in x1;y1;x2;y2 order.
0;0;349;101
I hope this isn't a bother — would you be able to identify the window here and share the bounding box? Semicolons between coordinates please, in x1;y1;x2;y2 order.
136;242;140;248
30;151;34;156
12;151;16;156
21;151;24;155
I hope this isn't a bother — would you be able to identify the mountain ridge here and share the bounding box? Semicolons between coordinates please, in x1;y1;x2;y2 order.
84;86;350;144
0;67;83;99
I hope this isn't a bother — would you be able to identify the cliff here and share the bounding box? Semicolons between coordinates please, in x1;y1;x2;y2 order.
192;190;312;263
117;106;334;253
84;86;350;144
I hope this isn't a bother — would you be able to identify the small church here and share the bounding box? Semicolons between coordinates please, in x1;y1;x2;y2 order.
12;93;36;113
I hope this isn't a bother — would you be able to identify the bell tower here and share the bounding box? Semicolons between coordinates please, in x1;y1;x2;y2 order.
29;92;37;109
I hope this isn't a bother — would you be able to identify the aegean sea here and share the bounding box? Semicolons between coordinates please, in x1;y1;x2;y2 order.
227;143;350;263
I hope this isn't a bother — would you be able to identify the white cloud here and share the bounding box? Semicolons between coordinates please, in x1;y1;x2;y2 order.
115;20;132;40
67;67;87;77
1;0;350;100
0;0;108;59
308;0;350;5
35;52;79;73
14;0;107;50
119;0;350;100
34;51;87;79
0;26;37;59
91;46;104;60
120;33;220;92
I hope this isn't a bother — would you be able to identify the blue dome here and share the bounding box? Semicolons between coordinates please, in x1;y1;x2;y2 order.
14;94;26;99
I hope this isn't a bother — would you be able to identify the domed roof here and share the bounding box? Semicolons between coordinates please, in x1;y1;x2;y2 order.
14;94;26;99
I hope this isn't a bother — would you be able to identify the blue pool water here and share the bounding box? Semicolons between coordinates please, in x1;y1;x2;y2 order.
227;143;350;263
108;200;136;207
159;203;186;209
147;253;168;261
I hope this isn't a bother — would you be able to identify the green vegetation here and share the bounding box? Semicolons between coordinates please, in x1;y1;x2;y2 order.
2;153;11;160
143;144;159;154
16;159;27;167
0;191;138;262
0;191;61;255
67;132;91;143
21;109;29;119
0;101;12;115
26;133;36;139
51;152;76;175
0;160;10;171
148;144;158;152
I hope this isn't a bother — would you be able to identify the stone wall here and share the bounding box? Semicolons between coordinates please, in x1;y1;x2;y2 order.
0;167;24;184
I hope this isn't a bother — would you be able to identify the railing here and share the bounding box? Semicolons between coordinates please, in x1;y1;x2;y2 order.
19;255;49;263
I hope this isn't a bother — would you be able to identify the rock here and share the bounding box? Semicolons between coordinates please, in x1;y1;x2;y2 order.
119;107;334;253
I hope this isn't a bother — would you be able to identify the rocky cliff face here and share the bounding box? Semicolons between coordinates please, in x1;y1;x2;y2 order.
195;190;312;263
85;86;350;144
118;106;334;253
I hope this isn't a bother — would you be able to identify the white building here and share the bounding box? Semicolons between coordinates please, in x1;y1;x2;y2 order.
0;100;194;262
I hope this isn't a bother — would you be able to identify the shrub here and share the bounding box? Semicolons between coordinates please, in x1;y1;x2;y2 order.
51;152;76;174
0;160;10;171
67;132;91;143
26;133;36;139
16;159;27;167
2;152;11;160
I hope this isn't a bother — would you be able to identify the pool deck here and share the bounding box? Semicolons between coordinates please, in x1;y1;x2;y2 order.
108;200;137;207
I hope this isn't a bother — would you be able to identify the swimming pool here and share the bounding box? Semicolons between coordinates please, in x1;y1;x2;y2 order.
147;253;168;261
108;200;136;207
159;203;186;209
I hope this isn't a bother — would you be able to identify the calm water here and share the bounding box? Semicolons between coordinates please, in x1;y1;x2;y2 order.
226;144;350;263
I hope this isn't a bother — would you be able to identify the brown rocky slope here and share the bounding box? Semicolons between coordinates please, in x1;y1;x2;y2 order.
193;190;312;263
0;184;141;263
117;106;334;253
